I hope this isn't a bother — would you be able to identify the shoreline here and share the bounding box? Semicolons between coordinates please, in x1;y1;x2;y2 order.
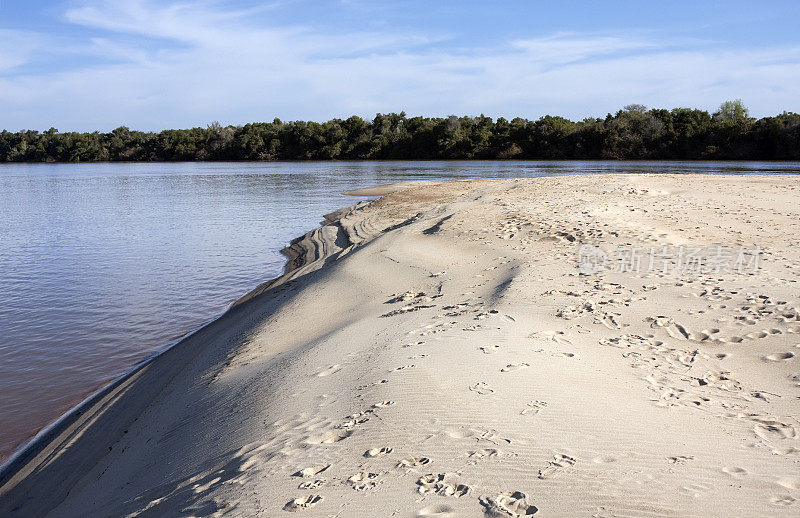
2;174;799;517
0;191;385;508
0;180;419;475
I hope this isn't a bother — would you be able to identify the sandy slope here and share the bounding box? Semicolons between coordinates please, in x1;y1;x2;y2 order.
2;174;800;517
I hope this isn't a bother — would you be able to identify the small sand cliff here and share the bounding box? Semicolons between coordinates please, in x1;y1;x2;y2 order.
1;174;799;517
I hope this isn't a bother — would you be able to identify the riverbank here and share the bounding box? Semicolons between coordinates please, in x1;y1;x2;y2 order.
2;174;799;516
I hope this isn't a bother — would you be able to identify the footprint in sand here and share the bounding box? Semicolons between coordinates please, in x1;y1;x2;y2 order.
297;479;324;489
416;504;456;517
316;364;343;377
771;495;796;506
501;363;530;373
468;448;502;460
305;429;352;444
391;364;415;372
386;291;426;303
754;421;797;442
531;330;572;346
372;400;395;408
292;464;330;478
598;312;623;330
480;345;501;354
778;477;800;490
479;491;538;516
592;455;618;464
417;473;470;497
538;454;576;479
397;456;431;469
469;382;494;395
667;455;694;464
520;401;547;416
722;466;748;478
764;352;795;362
347;472;379;490
364;447;393;458
340;413;369;428
678;482;713;498
283;495;323;512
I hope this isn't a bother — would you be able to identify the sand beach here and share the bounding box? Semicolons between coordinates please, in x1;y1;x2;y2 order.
1;174;799;517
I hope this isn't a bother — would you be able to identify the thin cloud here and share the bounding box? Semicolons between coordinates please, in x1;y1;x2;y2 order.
0;29;49;73
1;0;799;130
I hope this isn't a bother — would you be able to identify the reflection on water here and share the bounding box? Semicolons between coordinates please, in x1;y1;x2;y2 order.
0;160;797;461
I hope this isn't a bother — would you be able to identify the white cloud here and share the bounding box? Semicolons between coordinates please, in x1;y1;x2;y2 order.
1;0;799;131
0;29;49;72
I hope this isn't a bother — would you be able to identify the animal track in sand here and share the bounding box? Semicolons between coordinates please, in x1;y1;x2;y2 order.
469;382;494;395
315;364;342;377
397;456;431;468
667;455;694;464
417;473;470;497
372;400;395;408
365;447;393;457
479;491;538;516
305;429;352;444
480;345;501;354
292;465;330;478
501;363;530;372
283;495;323;512
347;471;379;490
416;504;455;517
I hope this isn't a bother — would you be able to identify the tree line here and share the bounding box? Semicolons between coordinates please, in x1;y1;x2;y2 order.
1;101;798;162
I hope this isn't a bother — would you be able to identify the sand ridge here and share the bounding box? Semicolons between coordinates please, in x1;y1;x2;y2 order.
1;174;799;517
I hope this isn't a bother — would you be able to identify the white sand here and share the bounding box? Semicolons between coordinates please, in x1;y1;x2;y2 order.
2;174;799;517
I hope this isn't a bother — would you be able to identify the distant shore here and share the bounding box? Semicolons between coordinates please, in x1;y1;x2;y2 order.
3;104;800;162
2;174;799;517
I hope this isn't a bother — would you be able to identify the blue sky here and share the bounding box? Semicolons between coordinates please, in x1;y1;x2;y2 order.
1;0;799;131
